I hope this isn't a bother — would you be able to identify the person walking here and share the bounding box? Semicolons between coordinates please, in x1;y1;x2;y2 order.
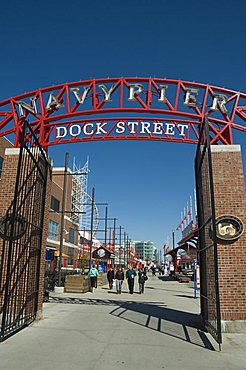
138;268;147;294
107;267;114;290
126;266;136;294
169;263;175;277
115;267;124;294
88;263;98;292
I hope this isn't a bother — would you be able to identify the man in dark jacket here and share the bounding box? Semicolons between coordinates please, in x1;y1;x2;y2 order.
115;267;124;294
138;268;147;294
126;267;136;294
107;267;114;289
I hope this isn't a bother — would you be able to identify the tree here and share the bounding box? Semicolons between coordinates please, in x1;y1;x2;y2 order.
77;254;89;273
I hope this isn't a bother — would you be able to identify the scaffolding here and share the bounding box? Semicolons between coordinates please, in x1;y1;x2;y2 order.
71;157;99;236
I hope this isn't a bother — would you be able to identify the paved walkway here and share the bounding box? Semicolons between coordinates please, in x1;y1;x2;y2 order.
0;275;246;370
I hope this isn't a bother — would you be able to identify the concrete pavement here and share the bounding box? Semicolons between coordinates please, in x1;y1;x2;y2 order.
0;274;246;370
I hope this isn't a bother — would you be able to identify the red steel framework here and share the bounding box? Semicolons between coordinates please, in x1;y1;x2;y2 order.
1;77;246;147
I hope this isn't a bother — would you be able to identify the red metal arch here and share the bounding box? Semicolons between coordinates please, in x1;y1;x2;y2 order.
0;77;246;147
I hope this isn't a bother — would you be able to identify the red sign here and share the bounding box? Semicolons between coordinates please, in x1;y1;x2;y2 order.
0;78;246;147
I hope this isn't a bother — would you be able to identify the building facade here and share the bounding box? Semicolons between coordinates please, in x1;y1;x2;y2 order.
135;240;157;262
46;167;81;273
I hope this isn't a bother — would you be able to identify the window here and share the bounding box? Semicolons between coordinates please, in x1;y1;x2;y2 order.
69;228;75;243
48;220;59;240
0;156;3;179
50;196;60;213
68;247;74;256
68;258;74;266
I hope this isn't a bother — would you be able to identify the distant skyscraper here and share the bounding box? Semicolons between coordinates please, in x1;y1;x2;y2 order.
135;240;157;262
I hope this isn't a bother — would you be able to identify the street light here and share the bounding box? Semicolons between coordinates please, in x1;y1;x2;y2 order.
58;152;69;287
89;187;95;268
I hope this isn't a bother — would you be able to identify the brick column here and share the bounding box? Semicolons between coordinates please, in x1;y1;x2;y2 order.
0;152;19;309
0;148;51;322
211;145;246;332
36;166;51;319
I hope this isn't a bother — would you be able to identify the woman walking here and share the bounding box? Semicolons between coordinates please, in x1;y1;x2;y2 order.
138;267;147;294
88;263;98;293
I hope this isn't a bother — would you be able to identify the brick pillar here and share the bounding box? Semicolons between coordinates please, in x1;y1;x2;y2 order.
211;145;246;332
36;166;51;319
0;148;51;321
0;152;19;309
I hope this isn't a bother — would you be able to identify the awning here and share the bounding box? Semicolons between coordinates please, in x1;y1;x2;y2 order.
46;246;57;251
54;251;69;258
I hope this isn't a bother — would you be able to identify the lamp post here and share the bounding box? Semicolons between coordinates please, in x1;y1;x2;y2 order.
58;152;69;287
126;235;129;268
119;225;122;266
89;187;95;268
113;218;116;267
124;232;126;267
104;206;108;249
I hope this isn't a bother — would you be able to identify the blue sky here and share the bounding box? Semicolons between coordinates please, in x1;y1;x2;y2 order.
1;0;246;252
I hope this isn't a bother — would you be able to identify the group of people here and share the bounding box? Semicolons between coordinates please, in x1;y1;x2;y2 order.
107;266;148;294
107;267;124;294
88;264;148;294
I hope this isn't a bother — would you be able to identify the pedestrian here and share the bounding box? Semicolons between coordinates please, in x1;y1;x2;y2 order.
115;267;124;294
138;268;147;294
88;263;98;292
107;267;114;290
126;266;136;294
169;263;175;277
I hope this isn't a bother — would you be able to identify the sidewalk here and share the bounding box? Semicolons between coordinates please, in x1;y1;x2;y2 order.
0;274;245;370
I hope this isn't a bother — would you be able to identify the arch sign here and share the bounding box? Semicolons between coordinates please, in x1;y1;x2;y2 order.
1;77;246;147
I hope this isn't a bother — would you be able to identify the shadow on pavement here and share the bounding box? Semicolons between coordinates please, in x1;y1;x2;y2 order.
49;296;214;351
158;276;176;282
175;294;195;299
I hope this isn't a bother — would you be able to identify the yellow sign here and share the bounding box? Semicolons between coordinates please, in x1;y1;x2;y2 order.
196;265;200;289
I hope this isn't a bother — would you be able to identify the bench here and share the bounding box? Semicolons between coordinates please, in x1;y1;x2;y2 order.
178;276;191;283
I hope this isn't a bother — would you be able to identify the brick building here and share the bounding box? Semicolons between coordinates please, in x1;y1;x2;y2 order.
46;167;81;273
0;137;83;274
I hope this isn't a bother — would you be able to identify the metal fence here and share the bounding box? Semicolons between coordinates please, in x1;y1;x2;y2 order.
195;116;222;347
0;121;49;341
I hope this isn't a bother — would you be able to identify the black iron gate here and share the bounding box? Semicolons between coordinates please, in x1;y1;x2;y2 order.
195;116;222;346
0;121;49;341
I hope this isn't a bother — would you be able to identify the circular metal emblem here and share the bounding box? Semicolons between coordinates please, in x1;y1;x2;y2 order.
97;248;106;258
0;214;27;241
215;215;243;241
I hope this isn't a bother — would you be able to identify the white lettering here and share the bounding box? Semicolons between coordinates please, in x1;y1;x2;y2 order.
158;85;168;102
165;123;175;135
128;122;138;133
96;122;107;134
140;121;151;134
98;84;116;102
211;94;228;113
46;93;64;111
153;122;164;134
55;121;191;140
184;88;199;107
70;86;91;105
56;126;67;138
177;124;188;136
70;124;81;137
116;121;125;134
128;84;144;101
17;98;37;117
83;123;94;135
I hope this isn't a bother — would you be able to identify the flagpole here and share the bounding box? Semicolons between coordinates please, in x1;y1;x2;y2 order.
190;195;193;223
